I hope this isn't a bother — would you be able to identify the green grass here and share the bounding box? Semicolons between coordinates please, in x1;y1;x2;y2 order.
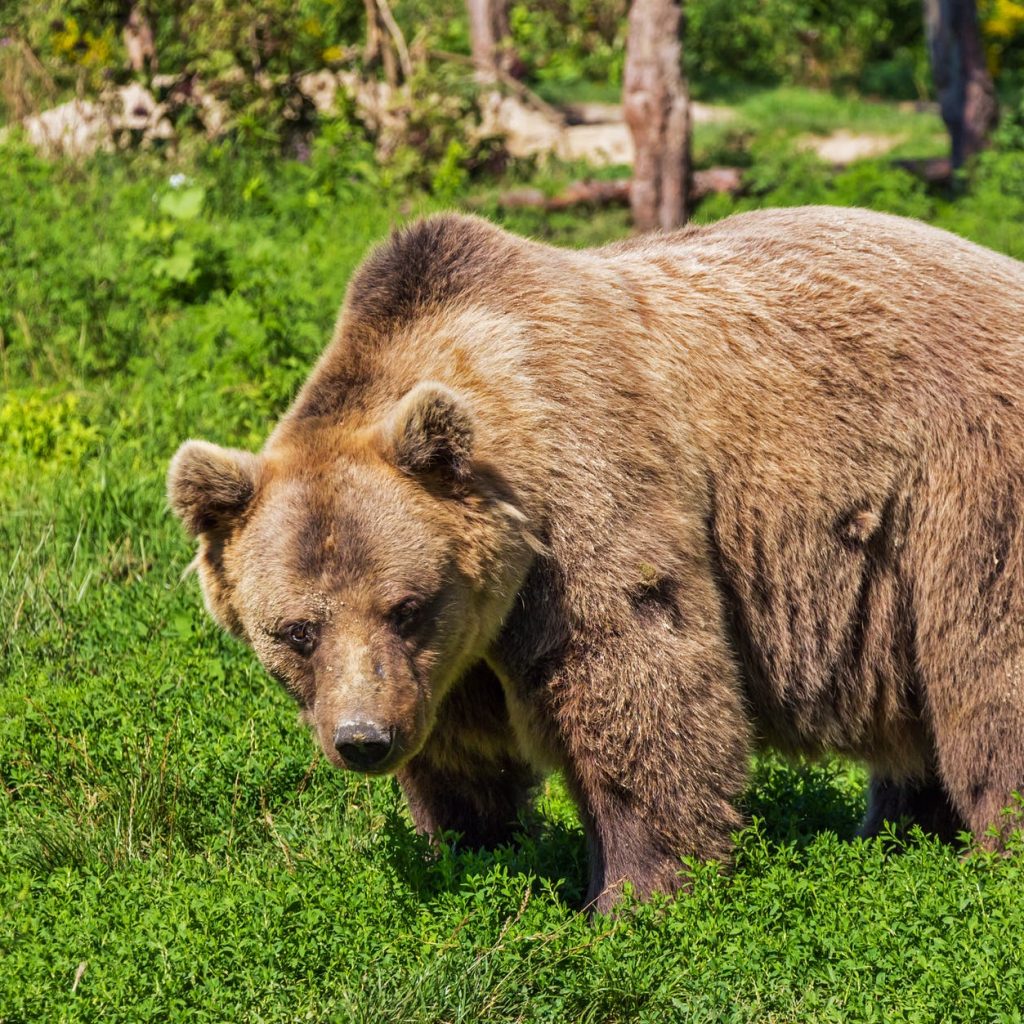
727;86;942;138
2;127;1024;1022
692;85;947;166
528;82;948;167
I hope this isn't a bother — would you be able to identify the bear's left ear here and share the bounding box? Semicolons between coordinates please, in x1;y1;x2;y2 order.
167;439;259;536
378;382;475;484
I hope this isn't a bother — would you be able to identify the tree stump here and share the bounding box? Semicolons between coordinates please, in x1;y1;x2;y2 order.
923;0;998;168
623;0;691;231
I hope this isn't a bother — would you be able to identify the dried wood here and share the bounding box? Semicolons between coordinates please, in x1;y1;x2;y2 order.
492;166;743;212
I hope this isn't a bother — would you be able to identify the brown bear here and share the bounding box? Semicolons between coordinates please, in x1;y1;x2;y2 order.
169;206;1024;913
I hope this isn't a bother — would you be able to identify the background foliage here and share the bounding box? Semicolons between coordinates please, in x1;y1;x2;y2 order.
5;0;1022;120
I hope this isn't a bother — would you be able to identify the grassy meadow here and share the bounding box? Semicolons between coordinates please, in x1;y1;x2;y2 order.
3;87;1024;1022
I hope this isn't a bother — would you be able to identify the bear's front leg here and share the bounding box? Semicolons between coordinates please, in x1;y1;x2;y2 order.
397;662;539;850
553;615;751;913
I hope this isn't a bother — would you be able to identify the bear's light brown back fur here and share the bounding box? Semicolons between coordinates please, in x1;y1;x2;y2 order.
170;207;1024;912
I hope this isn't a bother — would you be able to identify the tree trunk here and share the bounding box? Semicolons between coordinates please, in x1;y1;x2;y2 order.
467;0;517;84
363;0;384;68
122;5;157;73
923;0;998;168
364;0;411;87
623;0;691;231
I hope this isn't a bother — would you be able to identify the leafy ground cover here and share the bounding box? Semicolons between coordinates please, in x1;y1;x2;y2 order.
3;98;1024;1021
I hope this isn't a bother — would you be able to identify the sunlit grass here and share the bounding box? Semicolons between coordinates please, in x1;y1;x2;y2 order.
2;133;1023;1021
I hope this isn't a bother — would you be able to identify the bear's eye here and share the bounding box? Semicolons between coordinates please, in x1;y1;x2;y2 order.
283;620;318;654
388;597;424;640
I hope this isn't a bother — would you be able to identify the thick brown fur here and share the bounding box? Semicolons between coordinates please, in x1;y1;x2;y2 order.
169;207;1024;913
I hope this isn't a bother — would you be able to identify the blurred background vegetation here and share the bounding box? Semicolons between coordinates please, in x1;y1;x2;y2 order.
6;0;1022;110
1;0;1022;171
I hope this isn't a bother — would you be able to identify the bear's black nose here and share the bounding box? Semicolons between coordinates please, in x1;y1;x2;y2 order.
333;721;394;771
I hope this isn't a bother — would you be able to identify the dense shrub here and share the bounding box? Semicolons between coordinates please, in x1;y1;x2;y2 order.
686;0;929;97
491;0;931;98
0;0;936;126
508;0;629;88
0;136;379;397
1;0;364;93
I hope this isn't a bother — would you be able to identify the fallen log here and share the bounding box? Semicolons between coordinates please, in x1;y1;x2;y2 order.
494;166;744;211
490;153;960;214
891;156;953;185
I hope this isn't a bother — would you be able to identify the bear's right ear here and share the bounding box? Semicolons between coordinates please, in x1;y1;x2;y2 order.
376;382;475;485
167;440;259;537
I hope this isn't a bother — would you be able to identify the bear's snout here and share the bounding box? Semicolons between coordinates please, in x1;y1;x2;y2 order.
333;720;396;772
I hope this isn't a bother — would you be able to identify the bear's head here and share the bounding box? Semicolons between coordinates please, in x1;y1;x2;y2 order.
168;381;537;774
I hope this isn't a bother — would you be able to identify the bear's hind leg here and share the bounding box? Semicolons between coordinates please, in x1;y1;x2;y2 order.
859;773;965;843
911;477;1024;847
397;662;539;850
930;695;1024;848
